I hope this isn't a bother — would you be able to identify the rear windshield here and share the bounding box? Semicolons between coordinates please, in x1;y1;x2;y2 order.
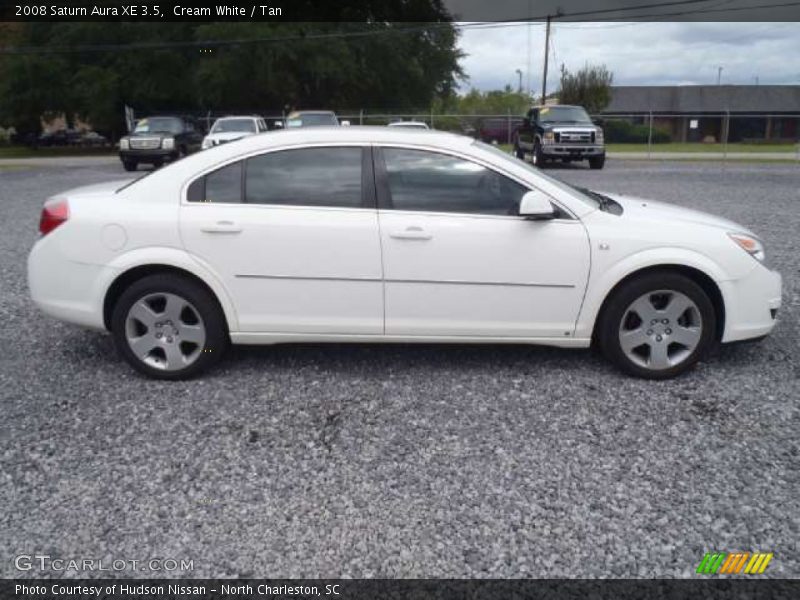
286;113;339;127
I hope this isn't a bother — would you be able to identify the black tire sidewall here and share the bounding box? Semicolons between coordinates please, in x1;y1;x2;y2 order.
110;274;229;380
599;272;716;379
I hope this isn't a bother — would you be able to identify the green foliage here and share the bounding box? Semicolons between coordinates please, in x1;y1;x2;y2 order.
0;17;464;136
450;86;531;116
558;63;613;114
603;119;671;144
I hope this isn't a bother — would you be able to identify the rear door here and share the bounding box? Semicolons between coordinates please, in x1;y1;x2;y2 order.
179;145;383;334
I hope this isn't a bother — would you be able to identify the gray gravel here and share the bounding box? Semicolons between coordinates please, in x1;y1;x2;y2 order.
0;160;798;578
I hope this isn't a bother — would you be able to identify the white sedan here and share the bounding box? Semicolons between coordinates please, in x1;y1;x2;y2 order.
28;127;781;379
201;116;268;149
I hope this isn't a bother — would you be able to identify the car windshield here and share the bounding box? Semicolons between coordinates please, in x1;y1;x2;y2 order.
538;106;592;124
134;117;183;134
211;118;257;134
286;113;338;127
473;140;600;209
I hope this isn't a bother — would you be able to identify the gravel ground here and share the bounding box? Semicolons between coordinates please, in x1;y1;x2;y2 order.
0;160;798;578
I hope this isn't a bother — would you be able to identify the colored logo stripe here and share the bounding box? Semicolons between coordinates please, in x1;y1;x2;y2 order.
744;553;774;574
697;552;773;575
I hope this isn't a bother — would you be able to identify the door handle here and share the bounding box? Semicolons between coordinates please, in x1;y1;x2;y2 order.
389;226;432;241
200;220;242;234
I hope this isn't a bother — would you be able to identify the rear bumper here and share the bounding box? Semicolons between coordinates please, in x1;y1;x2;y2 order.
28;236;112;331
542;144;604;158
720;263;782;343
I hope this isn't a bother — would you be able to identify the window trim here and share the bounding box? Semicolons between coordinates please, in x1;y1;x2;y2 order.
183;144;376;210
374;144;574;220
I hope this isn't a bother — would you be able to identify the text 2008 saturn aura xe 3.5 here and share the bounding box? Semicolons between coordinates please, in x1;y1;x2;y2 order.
29;127;781;379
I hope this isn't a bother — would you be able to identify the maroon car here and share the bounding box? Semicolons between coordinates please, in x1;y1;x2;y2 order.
477;117;524;144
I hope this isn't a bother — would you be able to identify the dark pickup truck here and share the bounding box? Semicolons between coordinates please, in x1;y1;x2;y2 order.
512;105;605;169
118;116;203;172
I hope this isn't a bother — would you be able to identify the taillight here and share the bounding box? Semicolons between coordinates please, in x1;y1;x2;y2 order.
39;199;69;236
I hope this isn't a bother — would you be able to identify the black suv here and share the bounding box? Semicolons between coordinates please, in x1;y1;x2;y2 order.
119;116;203;171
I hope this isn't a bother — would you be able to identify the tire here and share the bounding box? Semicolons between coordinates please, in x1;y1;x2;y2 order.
597;272;716;379
589;154;606;170
110;274;229;380
122;160;137;172
513;137;525;160
532;139;546;167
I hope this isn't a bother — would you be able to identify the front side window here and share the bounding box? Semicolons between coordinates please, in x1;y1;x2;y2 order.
245;147;362;207
381;148;528;216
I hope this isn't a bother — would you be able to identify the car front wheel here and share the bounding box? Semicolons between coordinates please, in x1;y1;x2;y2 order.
111;274;229;380
122;160;137;172
598;272;716;379
532;140;545;167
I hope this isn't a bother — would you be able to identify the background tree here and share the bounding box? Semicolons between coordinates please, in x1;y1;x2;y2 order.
557;63;614;114
0;11;464;137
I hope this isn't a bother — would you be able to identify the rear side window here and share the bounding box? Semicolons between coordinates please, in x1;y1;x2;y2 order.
245;147;362;207
187;147;364;207
187;161;242;203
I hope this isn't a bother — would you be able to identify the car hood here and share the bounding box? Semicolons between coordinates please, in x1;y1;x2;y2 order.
205;132;255;142
600;192;754;235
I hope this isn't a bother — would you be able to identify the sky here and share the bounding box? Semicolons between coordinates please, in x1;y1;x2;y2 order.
457;22;800;93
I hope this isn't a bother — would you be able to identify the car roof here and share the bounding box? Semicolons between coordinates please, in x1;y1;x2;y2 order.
288;110;337;116
240;125;472;148
215;115;261;120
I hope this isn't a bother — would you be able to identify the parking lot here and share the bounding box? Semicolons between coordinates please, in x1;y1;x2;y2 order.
0;159;797;578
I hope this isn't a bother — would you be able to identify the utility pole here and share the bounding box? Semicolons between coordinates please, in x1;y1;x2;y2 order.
541;15;551;104
717;66;723;85
515;69;523;93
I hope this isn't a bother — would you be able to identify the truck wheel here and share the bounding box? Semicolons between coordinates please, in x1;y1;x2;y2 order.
122;160;137;172
589;154;606;170
513;138;525;160
532;140;545;167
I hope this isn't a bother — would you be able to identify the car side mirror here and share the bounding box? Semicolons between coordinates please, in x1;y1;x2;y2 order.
519;190;556;220
522;117;531;127
593;118;604;126
273;121;284;129
340;120;351;126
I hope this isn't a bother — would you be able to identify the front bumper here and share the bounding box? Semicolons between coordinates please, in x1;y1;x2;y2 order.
720;263;782;343
542;144;604;158
119;149;177;163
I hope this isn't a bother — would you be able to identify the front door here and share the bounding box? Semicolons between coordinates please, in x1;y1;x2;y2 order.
180;145;383;334
376;146;590;338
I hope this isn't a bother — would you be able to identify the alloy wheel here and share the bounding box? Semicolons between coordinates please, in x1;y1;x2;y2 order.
124;292;206;371
618;290;703;370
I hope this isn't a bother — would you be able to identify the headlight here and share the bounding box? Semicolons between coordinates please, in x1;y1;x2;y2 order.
162;137;175;150
543;132;555;143
201;138;212;149
119;138;129;150
596;129;604;143
728;232;766;263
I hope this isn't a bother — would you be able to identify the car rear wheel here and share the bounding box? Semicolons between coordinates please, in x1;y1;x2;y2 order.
589;154;606;169
598;272;716;379
111;274;229;380
122;160;137;172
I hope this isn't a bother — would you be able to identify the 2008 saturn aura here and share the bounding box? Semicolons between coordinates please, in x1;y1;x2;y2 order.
28;127;781;379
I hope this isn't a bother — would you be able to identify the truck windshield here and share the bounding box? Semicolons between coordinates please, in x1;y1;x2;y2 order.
134;117;183;134
539;106;592;124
